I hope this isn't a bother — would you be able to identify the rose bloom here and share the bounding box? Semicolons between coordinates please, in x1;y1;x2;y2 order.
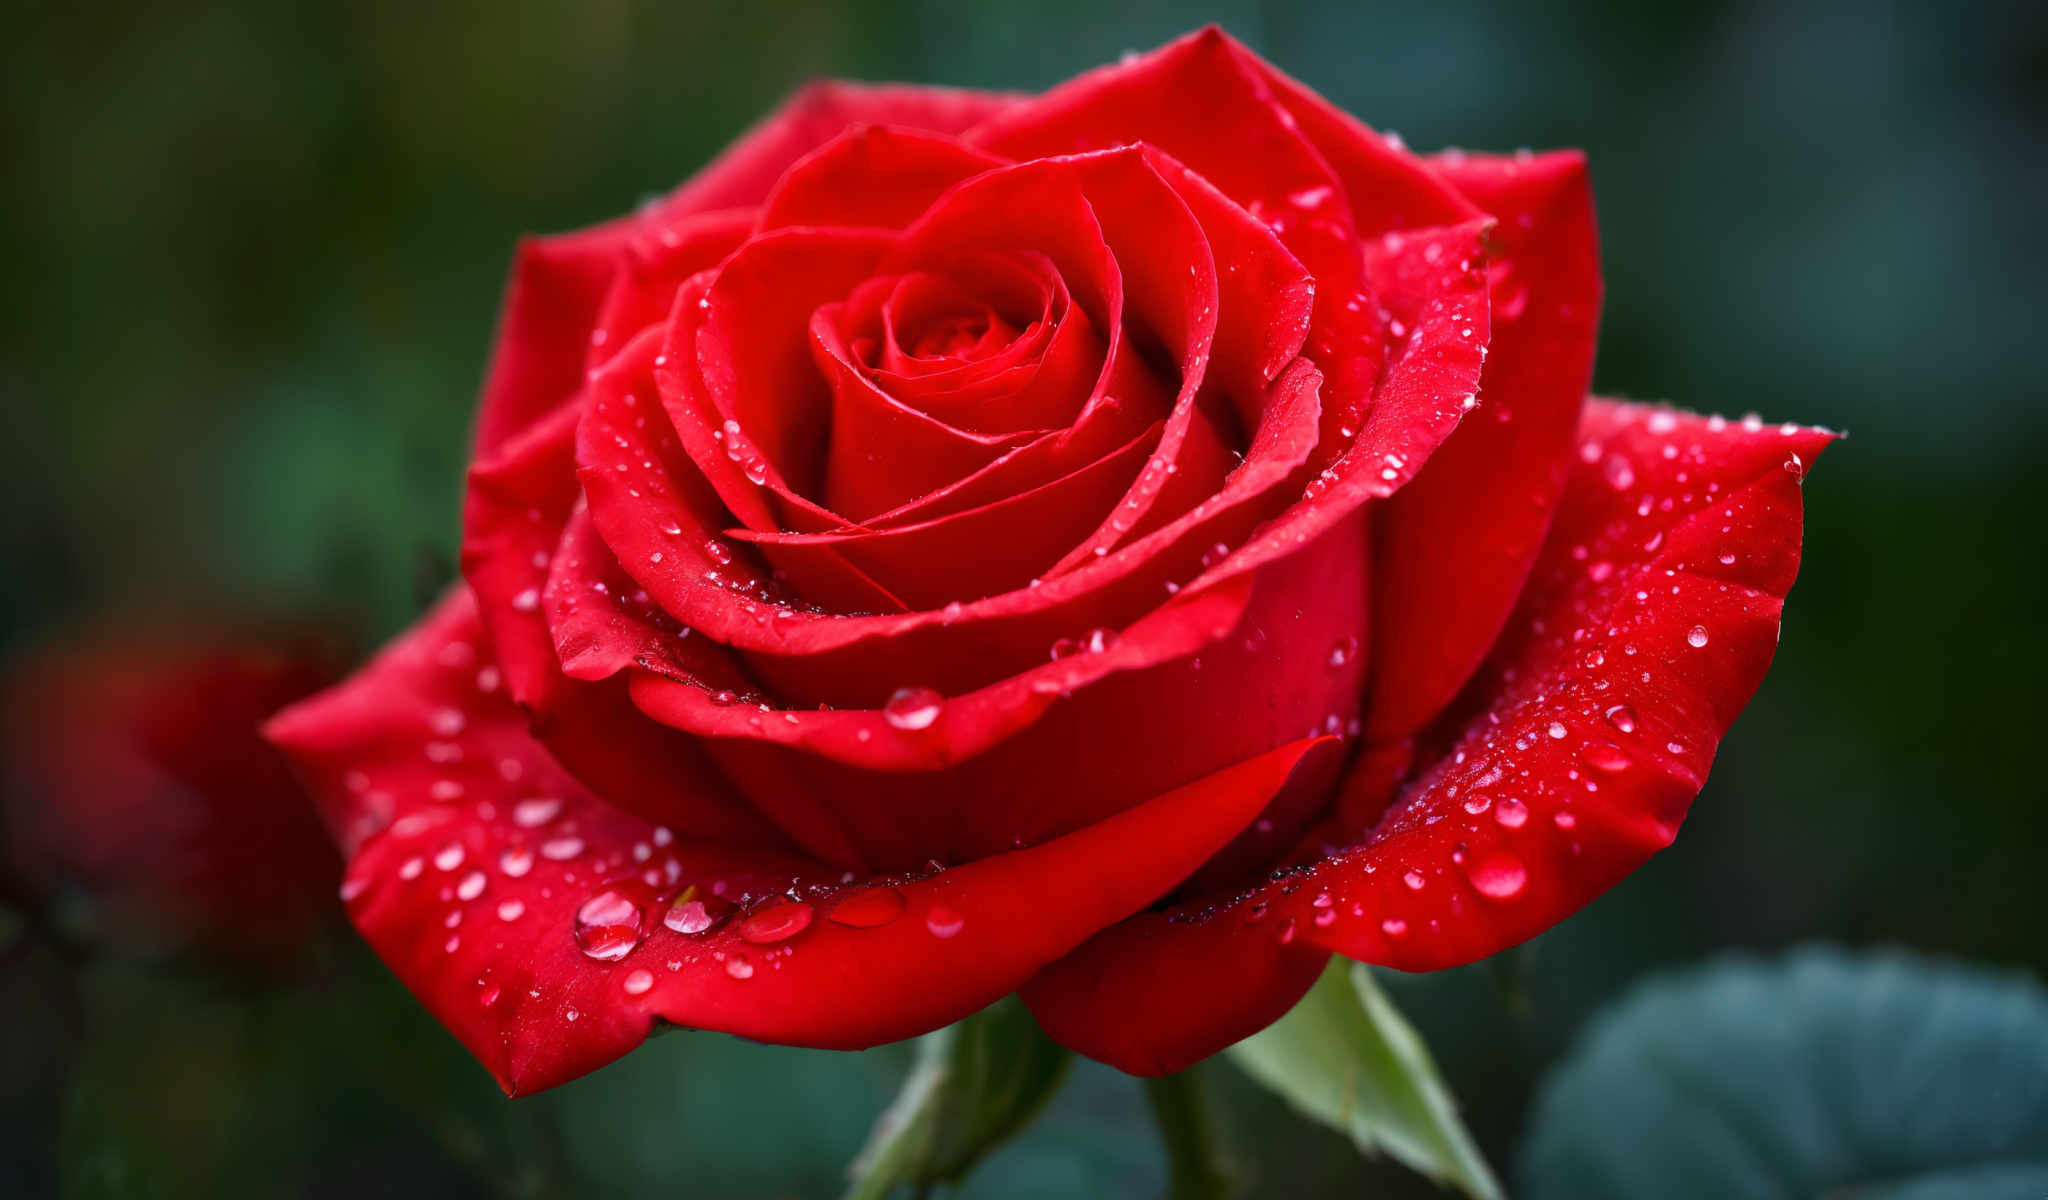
269;28;1830;1094
3;632;341;960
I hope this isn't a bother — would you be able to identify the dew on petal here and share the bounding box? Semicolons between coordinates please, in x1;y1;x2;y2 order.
512;797;562;827
827;886;906;928
925;905;965;938
738;900;814;945
573;887;646;962
1466;854;1527;900
622;968;655;996
1582;742;1633;773
1686;625;1710;648
883;686;943;731
725;954;754;979
663;888;731;936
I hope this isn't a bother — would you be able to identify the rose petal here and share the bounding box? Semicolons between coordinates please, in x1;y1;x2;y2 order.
1029;401;1833;1077
654;82;1020;220
463;388;785;846
471;218;640;457
757;124;1006;233
266;596;1328;1094
1365;151;1602;741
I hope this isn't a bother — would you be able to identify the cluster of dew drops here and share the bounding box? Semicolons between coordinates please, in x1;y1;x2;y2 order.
339;629;980;1018
1180;407;1817;951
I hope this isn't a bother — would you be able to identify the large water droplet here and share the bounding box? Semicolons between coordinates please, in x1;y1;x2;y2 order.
573;888;647;962
1582;742;1632;773
1466;854;1527;900
883;686;943;731
1604;705;1637;734
1494;797;1529;828
828;886;906;928
1686;625;1710;648
738;900;814;944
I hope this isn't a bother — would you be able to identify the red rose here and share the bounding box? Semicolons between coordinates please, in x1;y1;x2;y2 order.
269;27;1830;1094
3;632;342;960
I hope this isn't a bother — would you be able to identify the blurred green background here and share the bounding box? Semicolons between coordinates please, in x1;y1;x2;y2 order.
3;0;2043;1196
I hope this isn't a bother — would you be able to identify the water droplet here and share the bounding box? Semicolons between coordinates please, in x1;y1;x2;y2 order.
1402;869;1427;890
513;797;562;827
1547;721;1568;740
828;886;907;928
1604;705;1637;734
883;686;943;731
540;836;585;861
1466;854;1527;900
573;888;646;962
497;899;526;921
925;905;965;938
1381;917;1408;937
738;900;814;944
479;983;501;1007
499;847;534;878
663;888;732;935
725;954;755;979
1686;625;1710;648
456;871;486;901
1494;797;1529;828
703;539;732;565
622;968;655;996
399;856;424;881
434;842;466;871
1313;907;1338;928
1554;811;1578;830
1583;742;1632;773
1329;635;1359;668
1602;455;1636;491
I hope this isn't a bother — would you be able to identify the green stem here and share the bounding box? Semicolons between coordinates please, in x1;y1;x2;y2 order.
1143;1067;1235;1200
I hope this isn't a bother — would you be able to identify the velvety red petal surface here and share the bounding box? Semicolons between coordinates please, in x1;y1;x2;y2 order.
472;82;1018;458
1025;399;1832;1074
1365;151;1603;741
265;587;1328;1094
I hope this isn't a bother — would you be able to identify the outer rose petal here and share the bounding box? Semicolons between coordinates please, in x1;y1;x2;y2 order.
1024;400;1832;1075
265;588;1334;1095
1365;151;1603;741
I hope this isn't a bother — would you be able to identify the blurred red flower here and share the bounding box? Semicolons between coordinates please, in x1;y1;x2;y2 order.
3;632;344;960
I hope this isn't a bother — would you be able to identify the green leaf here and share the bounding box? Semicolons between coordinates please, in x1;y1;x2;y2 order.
846;996;1074;1199
1520;947;2048;1200
1226;958;1502;1200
